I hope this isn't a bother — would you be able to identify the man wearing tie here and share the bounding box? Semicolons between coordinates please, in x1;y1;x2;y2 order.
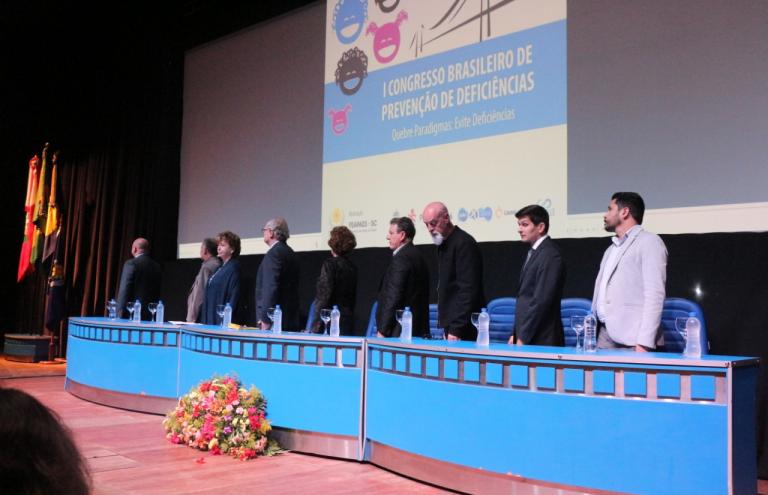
592;192;667;351
375;217;430;338
510;205;566;346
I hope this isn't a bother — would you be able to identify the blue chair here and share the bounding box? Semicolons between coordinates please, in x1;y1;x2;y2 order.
428;304;442;339
305;301;316;332
366;301;378;337
561;298;593;347
486;297;516;343
661;297;708;354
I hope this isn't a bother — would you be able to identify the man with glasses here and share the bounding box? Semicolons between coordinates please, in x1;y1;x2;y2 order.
422;202;485;341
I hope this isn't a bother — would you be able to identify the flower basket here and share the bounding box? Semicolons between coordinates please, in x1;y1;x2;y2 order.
163;375;281;460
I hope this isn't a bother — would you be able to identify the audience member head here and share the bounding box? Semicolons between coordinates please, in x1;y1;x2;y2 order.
263;217;290;245
0;387;91;495
216;231;241;262
515;204;549;244
387;217;415;250
605;192;645;235
328;226;357;256
201;238;218;260
132;237;149;257
422;202;453;246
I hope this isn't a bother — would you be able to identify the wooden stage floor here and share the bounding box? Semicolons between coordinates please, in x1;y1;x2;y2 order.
1;360;450;495
2;358;766;495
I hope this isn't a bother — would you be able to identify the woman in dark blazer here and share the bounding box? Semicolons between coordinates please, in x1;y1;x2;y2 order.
201;231;241;325
310;226;357;334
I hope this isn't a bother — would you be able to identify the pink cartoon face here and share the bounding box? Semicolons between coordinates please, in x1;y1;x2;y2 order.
328;104;352;135
366;11;408;64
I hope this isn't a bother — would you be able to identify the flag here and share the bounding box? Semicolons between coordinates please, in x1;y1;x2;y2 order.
30;143;49;266
18;155;40;282
42;151;60;263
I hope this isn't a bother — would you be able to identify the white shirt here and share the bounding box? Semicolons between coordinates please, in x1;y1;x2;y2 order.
595;225;642;322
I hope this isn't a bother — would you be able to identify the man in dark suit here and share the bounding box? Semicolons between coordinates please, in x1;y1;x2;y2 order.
422;202;485;341
255;217;300;330
376;217;430;338
510;205;565;346
116;237;162;319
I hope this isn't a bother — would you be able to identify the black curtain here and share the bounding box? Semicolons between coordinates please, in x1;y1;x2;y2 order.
3;6;182;347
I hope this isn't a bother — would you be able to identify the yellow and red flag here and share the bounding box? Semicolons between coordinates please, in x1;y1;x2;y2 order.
18;155;40;281
30;143;49;265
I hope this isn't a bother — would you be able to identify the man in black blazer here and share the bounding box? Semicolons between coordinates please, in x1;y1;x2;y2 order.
511;205;565;346
116;238;162;320
376;217;430;338
423;202;485;341
255;217;300;330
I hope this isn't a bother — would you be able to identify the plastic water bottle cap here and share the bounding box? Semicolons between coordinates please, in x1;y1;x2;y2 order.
333;305;338;309
481;308;487;312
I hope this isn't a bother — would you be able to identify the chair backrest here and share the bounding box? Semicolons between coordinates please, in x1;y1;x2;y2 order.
305;300;316;332
487;297;516;343
428;304;442;339
560;298;593;347
366;301;379;337
661;297;708;354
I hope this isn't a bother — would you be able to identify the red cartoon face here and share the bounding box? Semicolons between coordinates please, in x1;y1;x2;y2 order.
366;11;408;64
328;104;352;135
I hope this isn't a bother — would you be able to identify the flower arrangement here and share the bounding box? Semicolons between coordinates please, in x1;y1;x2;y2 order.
163;375;280;460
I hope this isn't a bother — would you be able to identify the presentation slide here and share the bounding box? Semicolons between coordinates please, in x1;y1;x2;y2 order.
323;0;567;247
177;0;768;257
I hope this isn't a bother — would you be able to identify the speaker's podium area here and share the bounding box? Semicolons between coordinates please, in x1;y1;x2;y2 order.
66;317;758;495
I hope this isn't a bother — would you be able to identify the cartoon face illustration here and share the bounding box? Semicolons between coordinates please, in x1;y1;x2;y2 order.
374;0;400;14
366;11;407;64
332;0;368;44
328;104;352;135
335;47;368;96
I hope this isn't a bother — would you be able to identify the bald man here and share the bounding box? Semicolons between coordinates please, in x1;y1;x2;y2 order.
116;237;162;319
422;202;485;340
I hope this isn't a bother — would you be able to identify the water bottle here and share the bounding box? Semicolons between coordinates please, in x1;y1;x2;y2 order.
222;302;232;329
273;304;282;334
583;314;597;353
400;306;413;342
476;308;490;347
683;316;702;358
133;299;141;322
107;299;117;320
156;300;165;324
330;305;341;337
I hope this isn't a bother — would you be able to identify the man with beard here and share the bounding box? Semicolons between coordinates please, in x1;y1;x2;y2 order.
422;202;484;341
592;192;667;351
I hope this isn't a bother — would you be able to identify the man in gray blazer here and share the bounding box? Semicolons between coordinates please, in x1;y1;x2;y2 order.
186;238;221;323
592;192;667;351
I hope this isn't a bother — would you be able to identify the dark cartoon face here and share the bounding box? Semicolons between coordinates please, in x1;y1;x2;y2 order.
366;11;407;64
335;47;368;96
374;0;400;14
328;104;352;135
333;0;368;44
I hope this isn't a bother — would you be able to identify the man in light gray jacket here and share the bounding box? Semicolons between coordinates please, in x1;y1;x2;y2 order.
592;192;667;351
186;238;222;323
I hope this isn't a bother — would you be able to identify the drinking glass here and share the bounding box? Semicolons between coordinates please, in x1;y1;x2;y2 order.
320;309;331;335
147;303;158;322
571;316;585;351
216;304;226;328
470;312;480;330
675;316;688;347
395;309;404;326
126;303;135;320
